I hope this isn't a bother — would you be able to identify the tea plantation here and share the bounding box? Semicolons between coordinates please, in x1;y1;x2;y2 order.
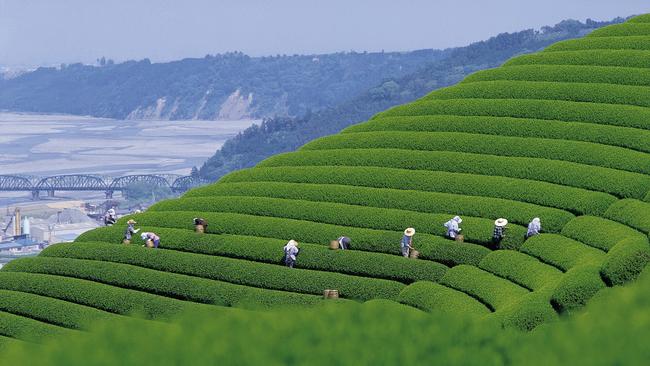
0;14;649;346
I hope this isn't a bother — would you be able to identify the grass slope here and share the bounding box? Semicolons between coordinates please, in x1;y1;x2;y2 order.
1;15;649;340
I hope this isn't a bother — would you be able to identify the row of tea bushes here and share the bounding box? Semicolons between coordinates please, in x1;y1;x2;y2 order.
221;166;616;215
77;227;448;283
258;149;649;198
345;115;650;153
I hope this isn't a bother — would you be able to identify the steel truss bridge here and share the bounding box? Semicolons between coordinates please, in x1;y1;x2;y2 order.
0;174;210;199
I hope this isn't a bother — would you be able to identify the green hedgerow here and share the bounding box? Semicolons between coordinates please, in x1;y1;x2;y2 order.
561;216;647;252
258;148;649;199
105;210;491;267
0;270;203;320
491;290;559;331
550;265;605;314
427;80;650;108
0;289;118;330
588;23;650;37
440;265;529;311
186;181;574;232
462;64;650;88
604;199;650;234
544;36;650;52
600;237;650;286
302;131;650;175
150;195;527;249
520;234;605;271
77;226;448;284
397;281;490;316
376;98;650;131
220;166;616;216
478;250;562;291
41;243;404;301
0;311;73;343
504;50;650;69
629;14;650;23
344;115;650;154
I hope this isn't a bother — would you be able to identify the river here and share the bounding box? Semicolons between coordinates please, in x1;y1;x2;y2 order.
0;112;259;177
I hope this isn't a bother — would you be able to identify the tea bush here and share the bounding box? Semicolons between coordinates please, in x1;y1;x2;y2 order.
257;148;649;198
504;50;650;69
550;265;605;314
478;250;562;291
345;115;650;153
544;36;650;51
0;270;200;320
0;311;72;343
106;210;491;266
302;131;650;175
0;289;118;330
428;80;650;108
600;237;650;286
462;65;650;88
397;281;490;315
520;234;605;271
588;23;650;37
186;181;574;231
561;216;647;251
40;243;404;301
220;166;616;215
377;98;650;130
440;265;529;311
604;199;650;233
151;195;527;248
77;227;447;283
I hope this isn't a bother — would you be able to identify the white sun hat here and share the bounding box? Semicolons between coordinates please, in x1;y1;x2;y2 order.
494;218;509;227
404;228;416;237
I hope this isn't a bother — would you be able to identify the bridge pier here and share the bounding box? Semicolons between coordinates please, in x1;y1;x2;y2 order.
106;190;114;199
31;190;40;200
47;190;55;197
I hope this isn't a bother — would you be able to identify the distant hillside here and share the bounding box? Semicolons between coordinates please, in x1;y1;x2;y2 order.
199;18;624;179
0;50;446;120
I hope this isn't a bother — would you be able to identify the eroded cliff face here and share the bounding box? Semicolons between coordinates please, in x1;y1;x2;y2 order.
216;90;254;120
125;89;254;121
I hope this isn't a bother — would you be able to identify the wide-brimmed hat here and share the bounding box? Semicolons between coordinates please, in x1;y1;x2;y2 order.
127;219;137;225
494;218;508;227
404;228;416;237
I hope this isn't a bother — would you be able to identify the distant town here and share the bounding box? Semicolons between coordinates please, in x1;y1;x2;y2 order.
0;173;208;267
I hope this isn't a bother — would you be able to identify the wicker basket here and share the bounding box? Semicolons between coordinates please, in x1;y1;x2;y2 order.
122;239;131;245
455;234;465;243
323;289;339;299
145;239;154;248
409;249;420;259
329;240;339;250
195;224;205;234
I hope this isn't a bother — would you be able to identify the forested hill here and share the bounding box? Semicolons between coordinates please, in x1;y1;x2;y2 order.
198;18;624;180
0;50;447;120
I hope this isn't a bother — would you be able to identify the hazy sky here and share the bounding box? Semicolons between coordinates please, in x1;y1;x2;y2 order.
0;0;648;66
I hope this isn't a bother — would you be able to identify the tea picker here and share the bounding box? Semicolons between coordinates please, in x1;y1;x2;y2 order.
330;236;351;250
283;240;300;268
526;217;541;239
401;228;416;258
444;216;463;241
194;217;208;233
122;219;140;245
104;208;117;226
493;218;508;246
141;232;160;248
